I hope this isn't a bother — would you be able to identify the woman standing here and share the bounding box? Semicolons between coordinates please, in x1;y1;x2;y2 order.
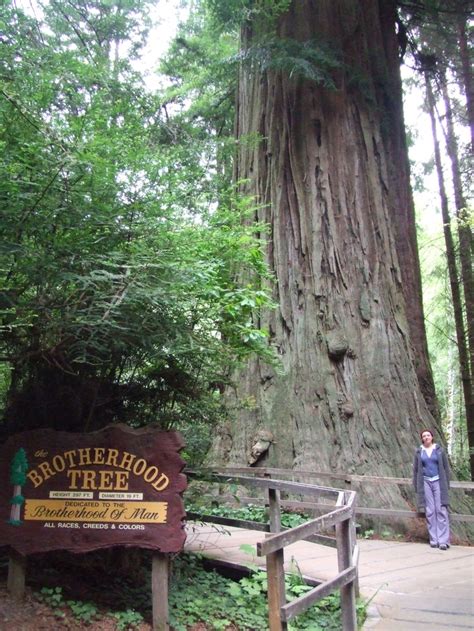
413;429;451;549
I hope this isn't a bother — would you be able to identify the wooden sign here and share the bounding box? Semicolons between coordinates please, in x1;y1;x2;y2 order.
0;425;187;555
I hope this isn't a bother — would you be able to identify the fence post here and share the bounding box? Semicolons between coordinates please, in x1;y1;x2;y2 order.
336;497;357;631
7;549;26;600
343;478;360;598
349;516;360;598
266;481;287;631
152;552;169;631
267;483;282;532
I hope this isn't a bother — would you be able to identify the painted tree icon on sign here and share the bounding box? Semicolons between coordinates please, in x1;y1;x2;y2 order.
8;448;28;526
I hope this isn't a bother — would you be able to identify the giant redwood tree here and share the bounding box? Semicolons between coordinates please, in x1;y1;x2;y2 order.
212;0;442;507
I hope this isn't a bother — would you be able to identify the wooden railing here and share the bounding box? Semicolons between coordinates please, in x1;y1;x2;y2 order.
186;471;359;631
188;466;474;524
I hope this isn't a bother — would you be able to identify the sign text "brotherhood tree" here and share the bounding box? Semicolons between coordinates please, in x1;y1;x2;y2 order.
0;425;187;555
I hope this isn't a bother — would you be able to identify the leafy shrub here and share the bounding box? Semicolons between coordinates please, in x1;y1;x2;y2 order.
66;600;98;624
35;551;367;630
169;553;344;630
186;499;309;529
113;608;144;630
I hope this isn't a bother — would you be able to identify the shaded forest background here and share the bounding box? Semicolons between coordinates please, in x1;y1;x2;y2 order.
0;0;472;479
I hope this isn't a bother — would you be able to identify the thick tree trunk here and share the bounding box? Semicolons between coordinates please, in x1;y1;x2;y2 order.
426;74;473;478
457;13;474;152
376;3;438;419
214;0;443;513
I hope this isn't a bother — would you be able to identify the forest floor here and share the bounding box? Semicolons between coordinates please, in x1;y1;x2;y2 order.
0;583;132;630
1;526;471;630
0;549;225;631
0;582;216;630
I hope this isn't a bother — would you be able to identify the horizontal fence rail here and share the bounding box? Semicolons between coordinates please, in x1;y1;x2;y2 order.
187;469;344;498
257;505;352;557
282;564;357;623
191;466;474;490
187;467;474;524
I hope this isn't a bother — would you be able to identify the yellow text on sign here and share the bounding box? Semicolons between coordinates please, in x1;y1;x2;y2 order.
24;499;167;523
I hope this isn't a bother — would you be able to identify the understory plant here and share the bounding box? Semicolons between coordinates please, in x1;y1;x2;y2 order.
169;553;347;631
36;586;143;628
186;499;309;529
34;550;367;630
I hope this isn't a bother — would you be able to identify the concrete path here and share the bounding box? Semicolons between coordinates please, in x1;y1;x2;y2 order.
184;524;474;630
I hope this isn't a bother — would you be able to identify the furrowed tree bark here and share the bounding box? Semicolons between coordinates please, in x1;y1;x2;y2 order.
426;74;473;478
213;0;442;513
376;3;438;420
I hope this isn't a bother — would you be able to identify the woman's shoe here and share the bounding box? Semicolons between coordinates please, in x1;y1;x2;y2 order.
430;543;438;548
439;544;448;550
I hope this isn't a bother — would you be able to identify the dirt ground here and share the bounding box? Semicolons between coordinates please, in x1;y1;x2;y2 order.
0;584;214;630
0;583;140;630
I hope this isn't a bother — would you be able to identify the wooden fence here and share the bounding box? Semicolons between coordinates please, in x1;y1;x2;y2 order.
188;466;474;525
185;468;473;629
187;471;360;631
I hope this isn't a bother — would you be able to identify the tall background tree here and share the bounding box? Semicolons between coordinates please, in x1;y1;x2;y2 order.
400;0;473;477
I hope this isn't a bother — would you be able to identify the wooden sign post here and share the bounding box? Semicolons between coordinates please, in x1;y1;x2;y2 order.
0;425;187;629
7;549;26;601
152;552;169;631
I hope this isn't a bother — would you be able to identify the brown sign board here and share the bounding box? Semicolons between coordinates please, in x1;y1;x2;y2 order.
0;425;187;556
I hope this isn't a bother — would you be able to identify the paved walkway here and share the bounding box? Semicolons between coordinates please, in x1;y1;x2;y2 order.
184;524;474;630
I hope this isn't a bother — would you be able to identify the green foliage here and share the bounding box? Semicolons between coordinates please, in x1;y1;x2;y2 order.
169;553;345;631
205;0;291;31
66;599;99;624
0;0;275;435
37;586;142;627
0;364;10;418
187;499;309;528
417;219;469;474
239;542;257;558
200;0;342;88
112;608;144;630
234;37;341;86
34;552;367;630
37;586;66;616
159;4;238;198
380;528;394;539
